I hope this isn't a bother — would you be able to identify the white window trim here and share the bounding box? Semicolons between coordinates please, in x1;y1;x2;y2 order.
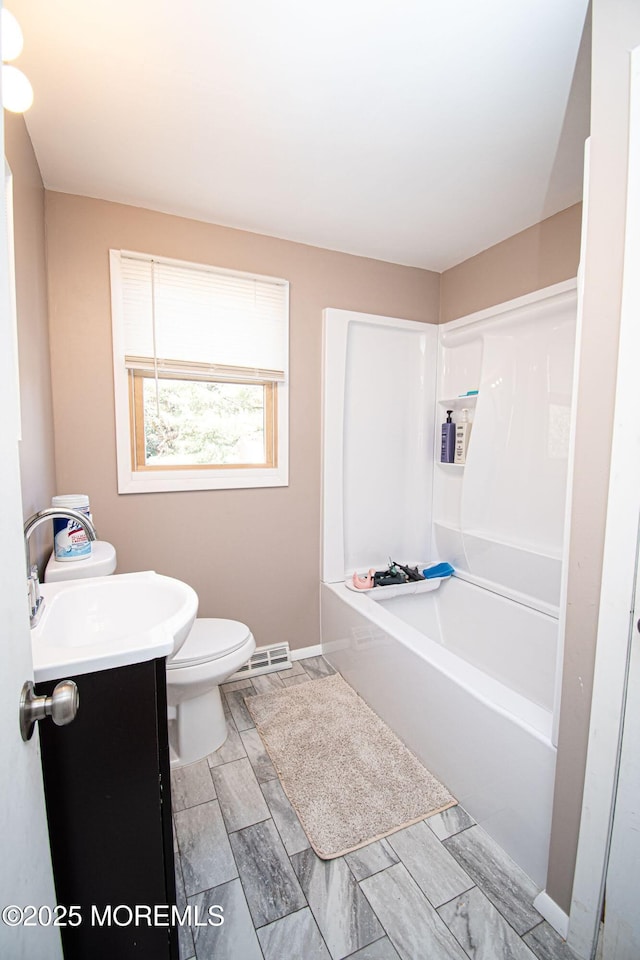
110;249;289;493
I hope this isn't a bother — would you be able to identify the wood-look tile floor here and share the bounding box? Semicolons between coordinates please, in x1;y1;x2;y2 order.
171;656;577;960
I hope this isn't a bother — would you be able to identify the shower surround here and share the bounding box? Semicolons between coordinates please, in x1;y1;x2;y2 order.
321;280;577;886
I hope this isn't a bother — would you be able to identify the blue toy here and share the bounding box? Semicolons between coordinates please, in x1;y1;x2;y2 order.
422;562;455;579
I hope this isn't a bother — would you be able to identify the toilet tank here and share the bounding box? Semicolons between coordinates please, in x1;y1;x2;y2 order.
44;541;117;582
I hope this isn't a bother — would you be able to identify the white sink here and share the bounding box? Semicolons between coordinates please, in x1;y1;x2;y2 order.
32;571;199;682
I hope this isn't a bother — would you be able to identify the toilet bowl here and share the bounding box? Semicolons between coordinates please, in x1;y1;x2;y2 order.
166;618;255;767
44;543;256;768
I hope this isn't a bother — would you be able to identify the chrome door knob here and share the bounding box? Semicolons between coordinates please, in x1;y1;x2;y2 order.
19;679;79;742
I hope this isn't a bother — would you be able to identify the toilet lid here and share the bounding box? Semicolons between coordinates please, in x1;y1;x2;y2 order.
168;618;252;668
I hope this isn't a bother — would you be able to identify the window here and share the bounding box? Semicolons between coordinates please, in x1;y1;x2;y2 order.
110;251;289;493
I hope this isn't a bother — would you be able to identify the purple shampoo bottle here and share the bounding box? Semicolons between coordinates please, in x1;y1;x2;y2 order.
441;410;455;463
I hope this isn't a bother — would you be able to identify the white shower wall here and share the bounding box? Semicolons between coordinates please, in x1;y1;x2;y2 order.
322;311;437;582
321;283;578;886
434;281;577;613
323;282;577;606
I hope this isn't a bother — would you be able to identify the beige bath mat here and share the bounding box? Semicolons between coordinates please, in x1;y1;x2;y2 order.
245;673;456;859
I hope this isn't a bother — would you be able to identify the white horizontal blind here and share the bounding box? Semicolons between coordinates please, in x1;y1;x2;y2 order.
119;254;288;381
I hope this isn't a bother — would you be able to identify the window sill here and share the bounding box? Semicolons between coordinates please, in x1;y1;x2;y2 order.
117;465;288;494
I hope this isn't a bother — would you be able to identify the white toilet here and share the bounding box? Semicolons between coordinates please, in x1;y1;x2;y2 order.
166;618;255;766
44;543;256;768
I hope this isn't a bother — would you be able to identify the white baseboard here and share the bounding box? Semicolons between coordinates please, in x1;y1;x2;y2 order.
533;890;569;939
290;643;323;661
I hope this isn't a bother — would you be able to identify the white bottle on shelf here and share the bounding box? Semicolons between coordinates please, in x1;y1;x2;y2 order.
454;408;472;464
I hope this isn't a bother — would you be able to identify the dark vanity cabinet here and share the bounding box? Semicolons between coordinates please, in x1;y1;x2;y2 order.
36;659;178;960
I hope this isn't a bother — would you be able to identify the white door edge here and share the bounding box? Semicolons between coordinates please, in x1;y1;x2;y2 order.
567;44;640;960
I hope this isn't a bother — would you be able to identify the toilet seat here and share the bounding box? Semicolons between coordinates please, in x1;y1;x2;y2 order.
167;618;252;669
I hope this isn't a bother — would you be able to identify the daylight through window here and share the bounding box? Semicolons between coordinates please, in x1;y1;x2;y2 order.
110;251;289;493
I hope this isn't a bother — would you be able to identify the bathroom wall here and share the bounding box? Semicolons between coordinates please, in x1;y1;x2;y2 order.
44;191;439;651
3;115;56;571
439;204;582;323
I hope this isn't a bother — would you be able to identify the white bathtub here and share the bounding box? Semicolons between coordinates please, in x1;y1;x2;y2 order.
321;575;558;887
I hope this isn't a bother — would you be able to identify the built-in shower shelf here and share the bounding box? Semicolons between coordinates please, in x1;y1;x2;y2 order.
345;574;449;599
438;394;479;409
437;461;464;469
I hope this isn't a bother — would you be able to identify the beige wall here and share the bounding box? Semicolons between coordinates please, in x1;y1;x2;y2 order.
546;0;640;913
44;192;439;650
439;203;583;323
4;115;56;571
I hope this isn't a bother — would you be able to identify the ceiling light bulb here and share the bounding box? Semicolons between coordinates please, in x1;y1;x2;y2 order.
2;64;33;113
1;9;24;62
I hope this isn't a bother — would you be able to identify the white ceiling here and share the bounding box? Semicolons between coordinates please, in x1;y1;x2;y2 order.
10;0;590;272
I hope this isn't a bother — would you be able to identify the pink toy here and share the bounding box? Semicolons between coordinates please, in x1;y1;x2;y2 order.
352;568;376;590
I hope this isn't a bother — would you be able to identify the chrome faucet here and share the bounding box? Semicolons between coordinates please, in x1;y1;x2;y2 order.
23;508;98;627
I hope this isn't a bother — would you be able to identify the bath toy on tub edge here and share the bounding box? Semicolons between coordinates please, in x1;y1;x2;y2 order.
352;569;376;590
